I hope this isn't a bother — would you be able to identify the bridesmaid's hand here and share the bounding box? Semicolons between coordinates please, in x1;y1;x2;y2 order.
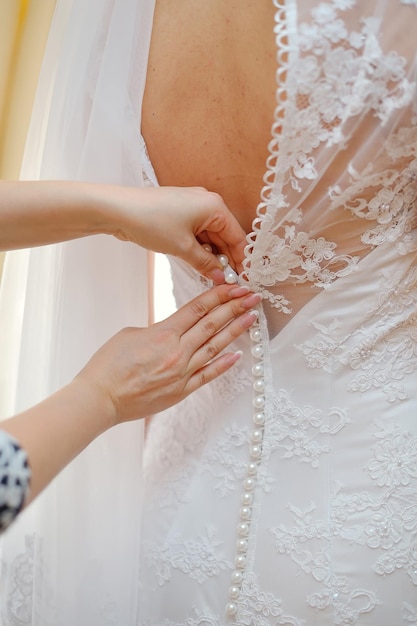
75;284;261;424
108;185;247;280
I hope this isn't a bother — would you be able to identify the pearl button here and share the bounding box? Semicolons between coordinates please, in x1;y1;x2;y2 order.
253;412;265;426
225;267;238;284
251;429;263;443
229;586;240;600
238;522;249;536
250;444;262;459
241;492;253;506
247;462;258;475
253;379;265;393
218;254;229;267
235;554;246;568
244;477;255;491
253;395;265;409
231;570;243;584
251;344;263;359
240;506;251;520
226;602;238;616
250;328;262;342
252;363;264;376
237;539;248;553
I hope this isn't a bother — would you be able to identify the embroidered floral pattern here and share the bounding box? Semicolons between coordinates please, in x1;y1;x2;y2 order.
138;1;417;624
237;573;303;626
265;388;350;467
243;0;417;314
213;365;253;405
200;424;250;497
144;526;232;586
296;265;417;403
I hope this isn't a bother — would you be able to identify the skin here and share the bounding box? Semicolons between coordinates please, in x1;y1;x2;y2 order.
142;0;277;234
0;180;247;277
2;284;261;505
0;178;261;512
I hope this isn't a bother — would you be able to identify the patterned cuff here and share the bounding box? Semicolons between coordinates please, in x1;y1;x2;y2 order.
0;430;31;532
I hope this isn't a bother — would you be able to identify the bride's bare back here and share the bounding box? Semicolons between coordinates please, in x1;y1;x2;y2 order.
142;0;277;234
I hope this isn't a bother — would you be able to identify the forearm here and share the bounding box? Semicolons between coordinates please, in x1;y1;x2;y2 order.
0;180;116;251
0;378;113;505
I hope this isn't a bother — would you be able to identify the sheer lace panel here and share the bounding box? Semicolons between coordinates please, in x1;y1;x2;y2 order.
242;0;417;327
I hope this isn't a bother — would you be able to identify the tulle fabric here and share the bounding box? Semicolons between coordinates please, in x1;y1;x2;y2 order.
0;1;155;624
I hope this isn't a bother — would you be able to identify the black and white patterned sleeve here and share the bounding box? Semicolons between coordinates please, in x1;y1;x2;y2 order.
0;430;31;532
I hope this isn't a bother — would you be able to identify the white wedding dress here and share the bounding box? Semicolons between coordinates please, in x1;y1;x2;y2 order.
0;1;416;625
138;1;417;625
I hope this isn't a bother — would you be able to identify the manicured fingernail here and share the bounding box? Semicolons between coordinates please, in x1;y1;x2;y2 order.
209;268;226;283
243;293;262;307
247;309;259;320
241;310;259;327
229;350;243;365
229;286;250;297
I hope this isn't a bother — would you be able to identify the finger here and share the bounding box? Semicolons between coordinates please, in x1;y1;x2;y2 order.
205;230;247;275
186;308;259;373
192;202;247;273
162;284;255;336
183;350;244;396
181;292;261;357
178;238;226;283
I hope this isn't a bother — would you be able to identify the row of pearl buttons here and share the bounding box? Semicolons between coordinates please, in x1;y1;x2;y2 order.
226;320;265;618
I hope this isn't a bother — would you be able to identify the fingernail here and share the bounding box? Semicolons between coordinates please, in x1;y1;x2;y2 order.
241;310;259;327
243;293;262;307
247;309;259;320
229;350;243;365
229;286;250;297
209;268;226;283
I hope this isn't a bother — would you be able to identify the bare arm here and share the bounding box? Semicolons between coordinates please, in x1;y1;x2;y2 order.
1;284;260;507
0;180;247;278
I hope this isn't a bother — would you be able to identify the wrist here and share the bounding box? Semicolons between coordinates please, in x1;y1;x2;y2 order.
69;373;117;434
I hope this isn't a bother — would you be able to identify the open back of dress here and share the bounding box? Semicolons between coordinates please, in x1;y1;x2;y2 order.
139;1;417;624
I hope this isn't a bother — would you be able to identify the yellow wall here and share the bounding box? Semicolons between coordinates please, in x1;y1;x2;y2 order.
0;0;56;276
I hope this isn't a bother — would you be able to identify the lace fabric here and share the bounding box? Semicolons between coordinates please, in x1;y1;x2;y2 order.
243;0;417;325
138;1;417;624
0;0;416;624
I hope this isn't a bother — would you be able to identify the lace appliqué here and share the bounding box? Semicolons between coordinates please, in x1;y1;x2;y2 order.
213;364;253;405
270;502;381;625
144;526;232;586
237;573;303;626
243;0;417;313
403;603;417;624
0;431;31;533
265;388;350;467
200;424;250;498
297;265;417;402
0;534;52;626
329;158;417;251
144;397;209;509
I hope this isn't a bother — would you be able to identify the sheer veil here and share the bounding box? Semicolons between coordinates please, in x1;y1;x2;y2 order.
0;0;155;623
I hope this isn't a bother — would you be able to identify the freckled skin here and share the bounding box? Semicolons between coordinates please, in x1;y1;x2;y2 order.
142;1;277;234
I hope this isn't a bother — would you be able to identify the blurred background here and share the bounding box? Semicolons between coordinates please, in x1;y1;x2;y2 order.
0;1;175;320
0;0;56;279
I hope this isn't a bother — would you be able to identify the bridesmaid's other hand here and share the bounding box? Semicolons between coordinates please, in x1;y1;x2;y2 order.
75;283;261;424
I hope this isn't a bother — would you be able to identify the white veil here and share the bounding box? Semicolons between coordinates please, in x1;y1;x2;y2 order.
0;0;155;623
